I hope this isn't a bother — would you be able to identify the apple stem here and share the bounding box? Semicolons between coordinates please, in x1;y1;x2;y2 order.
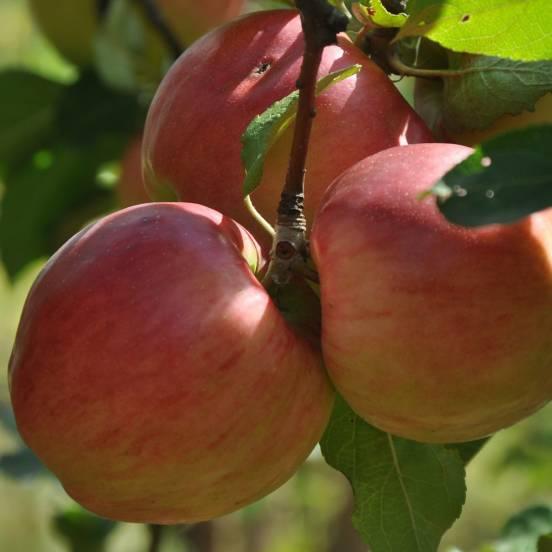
386;51;468;79
245;196;276;238
136;0;185;58
263;0;348;287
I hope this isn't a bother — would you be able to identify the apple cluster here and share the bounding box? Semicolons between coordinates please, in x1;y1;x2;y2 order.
8;8;552;525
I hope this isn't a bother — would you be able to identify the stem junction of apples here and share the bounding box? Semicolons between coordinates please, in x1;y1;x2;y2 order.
262;0;348;288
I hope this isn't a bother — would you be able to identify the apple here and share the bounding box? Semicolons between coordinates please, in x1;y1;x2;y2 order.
117;135;150;207
449;93;552;146
9;202;333;523
143;9;433;251
117;135;178;207
311;143;552;443
28;0;245;66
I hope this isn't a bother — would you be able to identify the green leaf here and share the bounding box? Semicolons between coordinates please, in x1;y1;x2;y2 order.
431;125;552;226
0;71;144;278
0;146;117;278
539;534;552;552
241;65;361;197
56;70;145;145
358;0;408;27
94;0;171;95
447;438;489;465
483;506;552;552
399;0;552;62
442;55;552;132
320;395;466;552
54;505;116;552
0;70;63;169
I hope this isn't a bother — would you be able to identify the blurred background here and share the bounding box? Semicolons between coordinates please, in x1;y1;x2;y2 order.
0;0;550;550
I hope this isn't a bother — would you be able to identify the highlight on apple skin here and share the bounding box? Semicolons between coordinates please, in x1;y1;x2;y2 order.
143;9;433;251
8;202;333;523
311;143;552;443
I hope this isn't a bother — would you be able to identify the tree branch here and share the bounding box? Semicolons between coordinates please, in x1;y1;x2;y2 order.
263;0;348;287
136;0;184;58
148;524;163;552
96;0;113;20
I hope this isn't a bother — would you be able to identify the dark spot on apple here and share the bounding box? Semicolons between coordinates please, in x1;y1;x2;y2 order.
461;14;470;22
254;59;272;75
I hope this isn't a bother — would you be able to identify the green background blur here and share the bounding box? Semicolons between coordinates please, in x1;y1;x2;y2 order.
0;1;550;551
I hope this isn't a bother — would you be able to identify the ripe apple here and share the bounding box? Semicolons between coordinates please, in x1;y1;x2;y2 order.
28;0;245;66
449;93;552;146
117;135;150;207
117;135;178;207
143;9;433;251
9;202;333;523
311;143;552;443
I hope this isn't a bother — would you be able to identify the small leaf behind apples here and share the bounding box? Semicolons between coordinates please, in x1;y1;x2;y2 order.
539;534;552;552
0;70;63;169
241;65;361;197
430;125;552;226
442;54;552;133
0;146;115;278
481;506;552;552
0;71;144;278
54;505;116;552
320;395;466;552
399;0;552;62
358;0;408;27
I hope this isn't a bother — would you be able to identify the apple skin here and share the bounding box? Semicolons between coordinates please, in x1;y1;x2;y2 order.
28;0;244;66
311;143;552;443
117;135;150;207
143;9;433;251
448;93;552;146
8;202;333;523
117;136;178;207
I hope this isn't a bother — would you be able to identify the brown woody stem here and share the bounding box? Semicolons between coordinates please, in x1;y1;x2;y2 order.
136;0;184;58
148;524;163;552
263;0;348;287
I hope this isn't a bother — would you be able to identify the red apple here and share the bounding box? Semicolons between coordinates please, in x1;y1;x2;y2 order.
9;202;333;523
117;135;150;207
143;9;433;251
311;143;552;443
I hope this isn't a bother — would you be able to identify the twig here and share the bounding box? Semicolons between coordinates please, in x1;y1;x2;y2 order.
387;51;466;78
96;0;112;19
244;196;276;239
263;0;348;287
135;0;184;58
148;524;163;552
